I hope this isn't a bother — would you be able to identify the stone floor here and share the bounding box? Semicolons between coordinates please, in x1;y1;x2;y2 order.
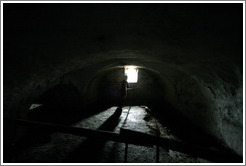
7;106;212;163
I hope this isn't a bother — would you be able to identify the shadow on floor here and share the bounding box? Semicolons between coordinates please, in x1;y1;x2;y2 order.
13;102;110;147
28;83;99;125
149;102;243;162
149;103;220;147
6;89;115;163
63;107;122;163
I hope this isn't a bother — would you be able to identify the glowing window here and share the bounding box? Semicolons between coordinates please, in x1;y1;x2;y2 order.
124;66;138;83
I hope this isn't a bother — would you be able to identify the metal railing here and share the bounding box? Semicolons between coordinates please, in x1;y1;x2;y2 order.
5;118;242;163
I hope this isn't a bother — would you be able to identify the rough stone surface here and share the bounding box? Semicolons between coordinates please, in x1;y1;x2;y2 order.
6;106;212;163
3;3;243;161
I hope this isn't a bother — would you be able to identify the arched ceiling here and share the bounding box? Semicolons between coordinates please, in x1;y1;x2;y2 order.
3;3;243;156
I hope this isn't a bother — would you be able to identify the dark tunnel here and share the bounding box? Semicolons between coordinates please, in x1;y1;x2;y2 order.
2;2;244;163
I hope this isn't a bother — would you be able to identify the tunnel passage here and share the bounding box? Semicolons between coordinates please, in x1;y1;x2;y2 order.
3;2;243;163
3;54;243;163
6;58;242;160
84;66;166;108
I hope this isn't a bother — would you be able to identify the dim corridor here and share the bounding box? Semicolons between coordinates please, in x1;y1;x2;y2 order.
7;106;214;163
3;3;243;163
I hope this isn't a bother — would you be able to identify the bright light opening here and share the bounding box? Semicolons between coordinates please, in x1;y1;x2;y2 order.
124;66;138;83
